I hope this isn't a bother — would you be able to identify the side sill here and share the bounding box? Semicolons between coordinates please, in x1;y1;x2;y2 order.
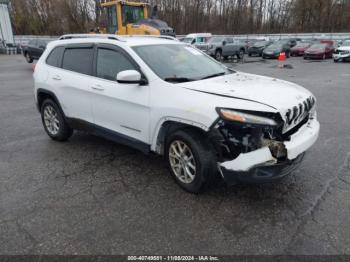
66;118;151;154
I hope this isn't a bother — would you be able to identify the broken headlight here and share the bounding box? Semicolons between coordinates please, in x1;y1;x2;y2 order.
217;108;277;126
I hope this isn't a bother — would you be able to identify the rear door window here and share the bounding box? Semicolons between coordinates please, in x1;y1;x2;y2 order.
62;47;94;75
46;46;64;68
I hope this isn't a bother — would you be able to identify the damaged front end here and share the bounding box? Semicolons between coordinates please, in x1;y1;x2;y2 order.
209;106;319;184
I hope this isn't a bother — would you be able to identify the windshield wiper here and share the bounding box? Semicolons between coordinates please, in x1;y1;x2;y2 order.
164;77;195;83
201;72;226;80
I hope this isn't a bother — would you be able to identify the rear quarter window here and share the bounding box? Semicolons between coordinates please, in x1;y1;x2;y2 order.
46;46;64;68
62;47;94;75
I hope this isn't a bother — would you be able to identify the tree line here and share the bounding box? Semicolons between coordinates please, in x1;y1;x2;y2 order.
9;0;350;36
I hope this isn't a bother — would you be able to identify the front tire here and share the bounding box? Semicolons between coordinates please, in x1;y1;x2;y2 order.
215;49;222;61
238;49;245;59
165;129;218;193
41;99;73;141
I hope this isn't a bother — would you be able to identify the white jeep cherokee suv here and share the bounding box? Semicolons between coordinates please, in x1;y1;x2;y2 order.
34;34;320;193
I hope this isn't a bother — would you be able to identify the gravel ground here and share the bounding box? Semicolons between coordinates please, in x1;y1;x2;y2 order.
0;55;350;255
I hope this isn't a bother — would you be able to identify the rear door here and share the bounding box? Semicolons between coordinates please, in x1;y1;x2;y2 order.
52;44;95;123
90;44;150;144
222;37;234;56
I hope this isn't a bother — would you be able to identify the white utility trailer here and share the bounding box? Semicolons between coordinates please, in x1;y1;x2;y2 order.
0;0;15;53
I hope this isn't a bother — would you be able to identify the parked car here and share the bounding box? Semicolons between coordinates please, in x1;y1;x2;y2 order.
22;39;51;63
248;40;273;57
33;34;319;193
320;39;336;46
290;42;312;56
181;33;212;46
333;41;350;62
243;39;260;51
204;36;246;60
304;43;335;60
262;42;291;59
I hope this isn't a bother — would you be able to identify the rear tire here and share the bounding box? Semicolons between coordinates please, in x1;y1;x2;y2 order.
41;99;73;142
25;52;33;63
165;129;218;193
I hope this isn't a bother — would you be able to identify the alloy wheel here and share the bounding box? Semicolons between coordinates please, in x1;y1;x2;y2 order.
215;51;222;60
169;140;196;184
26;53;31;62
43;105;60;135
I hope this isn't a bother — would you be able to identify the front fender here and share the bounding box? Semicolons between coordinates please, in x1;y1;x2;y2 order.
150;116;210;152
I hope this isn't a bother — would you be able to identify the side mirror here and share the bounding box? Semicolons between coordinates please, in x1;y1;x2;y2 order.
223;41;227;46
116;70;143;84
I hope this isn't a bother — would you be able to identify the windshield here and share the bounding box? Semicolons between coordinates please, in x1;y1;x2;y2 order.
295;42;310;48
310;44;327;49
122;5;144;25
266;44;282;50
182;38;194;44
253;41;268;47
342;41;350;46
132;44;233;82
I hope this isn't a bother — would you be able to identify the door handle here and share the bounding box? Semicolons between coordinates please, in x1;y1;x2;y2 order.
52;75;61;80
91;85;105;91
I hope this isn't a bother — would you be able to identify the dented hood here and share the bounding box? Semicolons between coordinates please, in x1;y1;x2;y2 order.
179;72;313;112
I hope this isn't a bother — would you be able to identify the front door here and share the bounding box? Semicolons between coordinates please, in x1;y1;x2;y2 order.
222;37;234;56
91;44;150;144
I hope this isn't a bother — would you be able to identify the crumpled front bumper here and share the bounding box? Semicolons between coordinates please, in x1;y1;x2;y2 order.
218;117;320;184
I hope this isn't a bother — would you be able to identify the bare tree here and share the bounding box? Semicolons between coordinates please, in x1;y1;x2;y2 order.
9;0;350;35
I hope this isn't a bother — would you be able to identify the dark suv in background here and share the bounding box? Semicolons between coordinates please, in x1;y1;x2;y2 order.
22;39;51;63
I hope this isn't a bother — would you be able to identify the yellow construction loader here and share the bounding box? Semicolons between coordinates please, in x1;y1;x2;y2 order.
98;0;175;37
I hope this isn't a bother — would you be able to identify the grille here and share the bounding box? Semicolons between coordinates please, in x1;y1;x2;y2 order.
284;96;315;131
334;49;349;55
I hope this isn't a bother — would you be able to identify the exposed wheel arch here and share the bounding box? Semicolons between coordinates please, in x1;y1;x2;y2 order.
36;89;64;116
154;120;209;155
